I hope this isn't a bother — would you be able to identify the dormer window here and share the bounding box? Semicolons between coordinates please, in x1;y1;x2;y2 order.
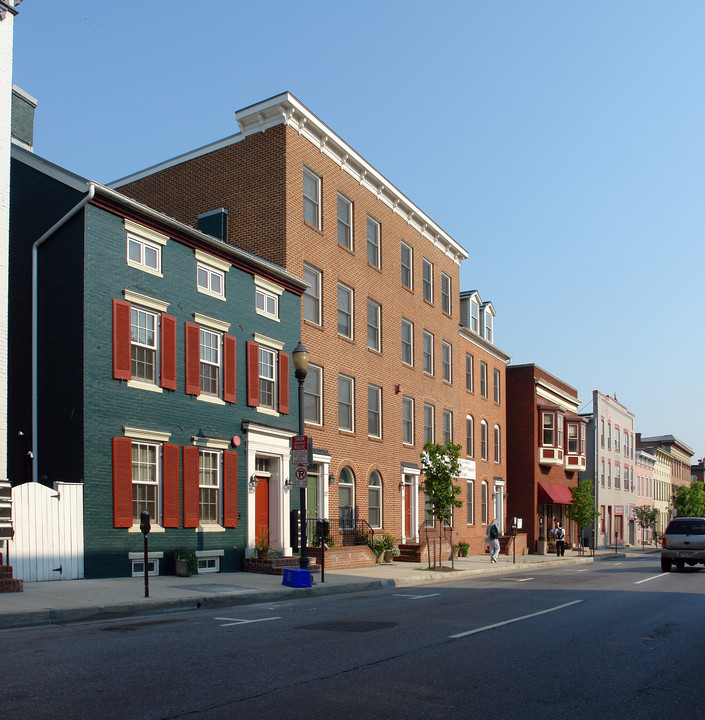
471;299;479;333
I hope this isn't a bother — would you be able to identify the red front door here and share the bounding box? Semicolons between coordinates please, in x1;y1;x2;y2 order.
255;476;269;544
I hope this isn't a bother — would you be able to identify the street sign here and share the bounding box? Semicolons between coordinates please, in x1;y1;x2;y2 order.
292;436;311;466
294;466;308;488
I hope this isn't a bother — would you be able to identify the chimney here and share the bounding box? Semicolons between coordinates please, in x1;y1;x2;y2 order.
11;85;37;151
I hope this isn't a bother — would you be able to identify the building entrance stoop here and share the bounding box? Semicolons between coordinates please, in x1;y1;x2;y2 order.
0;552;23;593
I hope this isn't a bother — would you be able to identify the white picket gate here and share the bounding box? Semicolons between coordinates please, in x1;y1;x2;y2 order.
9;482;84;581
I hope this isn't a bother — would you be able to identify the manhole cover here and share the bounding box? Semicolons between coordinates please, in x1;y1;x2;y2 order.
296;621;396;633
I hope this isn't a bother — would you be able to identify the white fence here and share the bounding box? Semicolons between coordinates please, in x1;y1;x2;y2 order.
9;482;84;581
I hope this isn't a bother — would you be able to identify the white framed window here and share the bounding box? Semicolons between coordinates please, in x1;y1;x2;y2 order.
424;403;435;443
132;442;159;524
197;264;225;298
615;428;621;452
338;374;354;432
422;258;433;302
200;328;221;397
423;331;434;375
493;369;501;404
471;299;479;333
441;272;451;315
601;419;605;447
494;424;501;463
367;298;381;351
480;361;487;398
337;193;353;249
258;346;277;410
303;263;321;325
199;449;221;525
367;215;380;268
337;282;354;339
484;310;493;343
197;556;220;573
481;420;488;460
402;396;414;445
401;241;413;290
131;558;159;577
443;409;453;444
401;318;413;366
131;307;158;384
255;288;279;319
369;471;382;528
466;480;474;525
442;341;452;383
126;220;167;275
304;363;322;425
195;249;230;299
303;167;321;229
466;415;474;457
466;353;474;392
339;467;355;530
368;384;382;439
601;459;605;487
481;481;488;525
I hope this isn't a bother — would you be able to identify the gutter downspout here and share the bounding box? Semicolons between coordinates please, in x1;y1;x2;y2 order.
32;184;95;483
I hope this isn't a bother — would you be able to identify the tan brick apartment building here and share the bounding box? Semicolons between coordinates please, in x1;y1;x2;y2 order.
113;92;509;556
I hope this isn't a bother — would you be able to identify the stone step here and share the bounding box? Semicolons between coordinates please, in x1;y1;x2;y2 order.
0;577;23;593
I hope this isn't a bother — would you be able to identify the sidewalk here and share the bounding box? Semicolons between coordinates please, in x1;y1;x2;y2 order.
0;548;649;630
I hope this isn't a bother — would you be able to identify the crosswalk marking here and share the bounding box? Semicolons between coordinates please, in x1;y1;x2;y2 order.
215;616;281;627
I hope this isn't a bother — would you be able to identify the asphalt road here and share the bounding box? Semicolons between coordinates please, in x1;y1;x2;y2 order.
3;555;704;719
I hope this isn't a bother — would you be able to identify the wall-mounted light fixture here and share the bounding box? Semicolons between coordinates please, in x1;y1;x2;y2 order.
328;473;336;485
248;474;259;493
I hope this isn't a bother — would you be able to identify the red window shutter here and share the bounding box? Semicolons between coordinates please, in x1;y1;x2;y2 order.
162;443;180;527
278;350;290;415
112;437;133;528
113;299;132;381
161;314;177;391
223;450;238;528
182;446;200;527
246;341;260;407
184;322;201;396
223;334;237;404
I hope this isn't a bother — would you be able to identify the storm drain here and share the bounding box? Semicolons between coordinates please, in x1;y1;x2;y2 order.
296;621;397;633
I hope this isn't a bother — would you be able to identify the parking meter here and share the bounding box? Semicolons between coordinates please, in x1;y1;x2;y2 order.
140;510;150;597
316;518;330;545
140;509;151;536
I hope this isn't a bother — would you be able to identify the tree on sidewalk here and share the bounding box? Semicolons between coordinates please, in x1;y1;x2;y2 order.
565;480;601;554
634;505;658;549
420;439;462;569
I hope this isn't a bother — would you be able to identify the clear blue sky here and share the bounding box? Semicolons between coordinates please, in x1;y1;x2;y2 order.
13;1;705;458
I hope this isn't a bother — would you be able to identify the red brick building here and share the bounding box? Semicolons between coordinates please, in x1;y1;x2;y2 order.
113;92;509;556
506;364;587;552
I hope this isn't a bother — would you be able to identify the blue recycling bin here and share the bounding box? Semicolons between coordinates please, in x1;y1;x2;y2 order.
282;568;312;588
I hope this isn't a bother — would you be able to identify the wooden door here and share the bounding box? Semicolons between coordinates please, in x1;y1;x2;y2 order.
254;476;269;545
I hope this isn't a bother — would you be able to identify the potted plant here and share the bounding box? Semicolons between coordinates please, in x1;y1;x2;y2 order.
174;546;198;577
381;532;399;563
254;529;272;559
452;544;460;558
367;535;385;562
459;542;470;557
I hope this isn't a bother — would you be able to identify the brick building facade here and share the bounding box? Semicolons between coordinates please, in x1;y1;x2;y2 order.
506;364;587;553
114;92;510;554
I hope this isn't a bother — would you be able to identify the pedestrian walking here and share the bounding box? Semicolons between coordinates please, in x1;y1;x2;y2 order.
486;519;500;563
554;522;565;556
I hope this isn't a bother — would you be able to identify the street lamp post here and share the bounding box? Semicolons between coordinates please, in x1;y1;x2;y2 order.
292;341;310;571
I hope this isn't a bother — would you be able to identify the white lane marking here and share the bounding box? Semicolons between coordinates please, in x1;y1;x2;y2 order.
635;574;667;585
577;569;590;572
394;593;441;600
514;578;534;582
450;600;583;639
215;617;281;627
613;562;623;566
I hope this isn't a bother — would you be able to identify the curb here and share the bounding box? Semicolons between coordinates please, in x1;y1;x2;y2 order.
0;554;630;630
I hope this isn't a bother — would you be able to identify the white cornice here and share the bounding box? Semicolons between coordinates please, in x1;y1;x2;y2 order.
536;379;580;413
235;93;469;266
458;327;511;364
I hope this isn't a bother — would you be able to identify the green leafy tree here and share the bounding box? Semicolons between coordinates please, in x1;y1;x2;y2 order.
420;439;462;568
634;505;658;549
565;480;601;552
673;481;705;518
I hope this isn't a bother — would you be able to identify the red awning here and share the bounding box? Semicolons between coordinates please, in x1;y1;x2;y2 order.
538;481;574;505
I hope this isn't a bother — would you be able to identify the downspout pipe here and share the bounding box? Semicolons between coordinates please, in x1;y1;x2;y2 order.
31;184;95;483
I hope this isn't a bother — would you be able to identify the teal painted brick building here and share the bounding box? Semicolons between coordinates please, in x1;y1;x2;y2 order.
9;145;306;578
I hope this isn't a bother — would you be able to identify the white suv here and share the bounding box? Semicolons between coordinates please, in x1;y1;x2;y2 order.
661;517;705;571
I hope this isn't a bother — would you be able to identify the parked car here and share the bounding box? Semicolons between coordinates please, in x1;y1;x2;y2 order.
661;517;705;571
